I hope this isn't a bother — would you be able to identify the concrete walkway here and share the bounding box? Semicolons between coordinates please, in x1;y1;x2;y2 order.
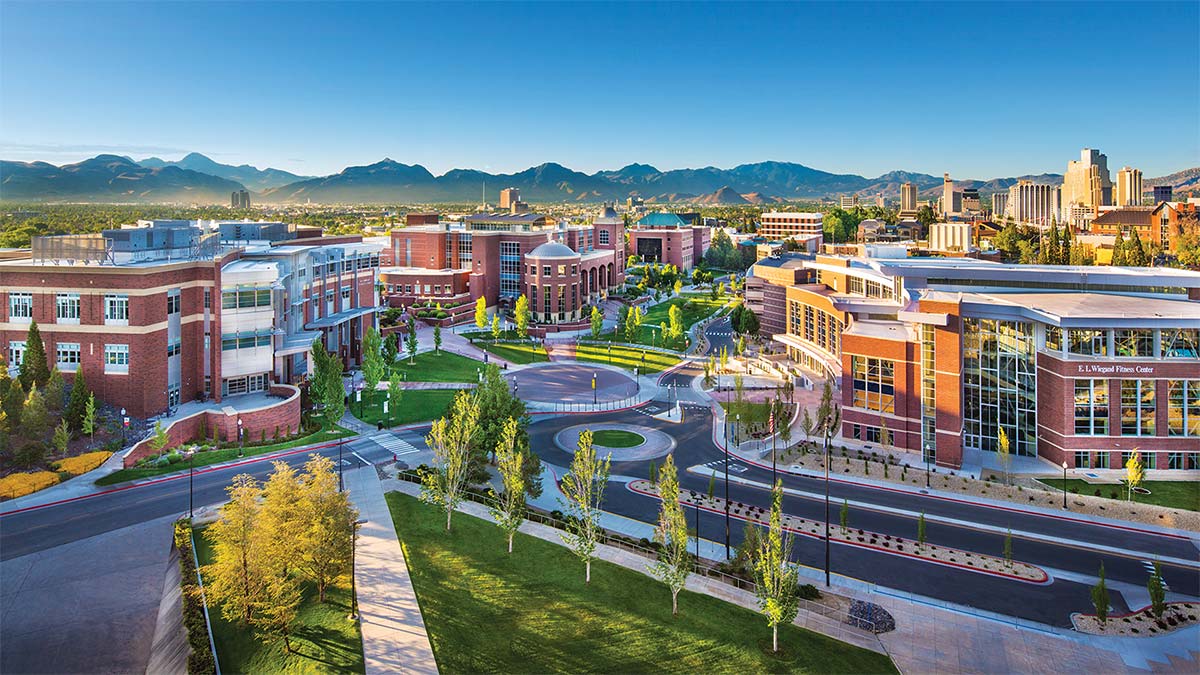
343;466;438;674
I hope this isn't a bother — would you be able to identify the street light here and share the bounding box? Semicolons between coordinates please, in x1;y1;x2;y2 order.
924;444;932;488
348;517;368;621
186;448;195;518
120;408;128;447
723;409;731;559
1062;460;1069;509
338;437;346;492
237;418;244;458
592;372;597;405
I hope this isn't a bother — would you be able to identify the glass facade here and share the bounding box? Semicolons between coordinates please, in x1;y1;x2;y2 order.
920;324;936;462
499;241;521;298
850;356;894;413
1168;380;1200;436
1120;380;1155;436
1074;379;1109;435
963;318;1037;456
787;300;841;356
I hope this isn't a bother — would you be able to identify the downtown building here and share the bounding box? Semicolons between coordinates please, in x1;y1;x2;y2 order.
382;206;626;325
750;253;1200;471
1;220;382;418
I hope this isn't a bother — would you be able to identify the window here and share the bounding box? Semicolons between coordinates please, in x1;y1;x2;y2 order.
1144;453;1156;470
167;338;182;357
54;293;80;323
543;265;551;276
168;383;180;407
1168;380;1200;437
166;289;181;315
1162;329;1199;358
104;344;130;373
104;294;129;324
851;356;895;413
1073;451;1089;469
204;288;211;309
1074;379;1108;435
1093;452;1109;469
1120;380;1155;436
1114;329;1153;358
598;229;610;245
8;292;32;322
848;277;864;296
56;342;81;371
9;341;26;367
1068;329;1107;356
1044;325;1062;352
223;288;272;310
1167;452;1184;470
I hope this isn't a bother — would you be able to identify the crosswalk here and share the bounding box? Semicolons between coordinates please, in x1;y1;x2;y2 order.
700;459;749;474
707;331;732;337
1142;560;1170;589
370;432;420;456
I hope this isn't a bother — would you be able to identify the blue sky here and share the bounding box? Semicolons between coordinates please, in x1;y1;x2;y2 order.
1;1;1196;179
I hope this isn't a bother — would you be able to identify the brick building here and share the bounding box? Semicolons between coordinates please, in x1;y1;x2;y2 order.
1;220;381;417
629;212;712;270
381;206;626;322
757;253;1200;471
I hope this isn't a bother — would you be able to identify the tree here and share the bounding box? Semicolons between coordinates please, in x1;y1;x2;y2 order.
18;320;50;391
735;335;746;357
840;499;849;534
205;474;267;625
382;332;399;368
514;295;530;338
491;314;501;339
673;278;683;296
43;368;66;411
405;317;419;364
82;392;96;442
614;305;629;338
625;305;643;342
488;417;526;554
0;371;21;434
753;480;801;654
1127;230;1149;266
150;420;170;457
1147;561;1166;618
590;305;603;339
21;383;50;441
1111;231;1127;266
433;324;442;354
473;365;541;496
668;304;684;343
253;573;301;652
800;407;815;451
361;326;385;395
1003;529;1013;569
996;426;1012;486
916;205;937;230
259;461;305;576
650;454;691;615
1125;450;1144;501
421;390;480;531
474;296;487;329
51;418;70;456
917;512;927;550
386;375;403;428
310;339;345;430
559;429;611;583
63;369;89;433
1091;562;1109;625
295;455;357;602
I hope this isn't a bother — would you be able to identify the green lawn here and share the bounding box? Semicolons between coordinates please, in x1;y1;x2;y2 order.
96;426;355;486
477;341;549;364
602;297;727;349
721;400;773;424
462;329;522;340
574;343;681;373
392;351;486;383
385;492;895;674
1036;478;1200;512
592;429;646;448
352;389;460;428
194;530;364;674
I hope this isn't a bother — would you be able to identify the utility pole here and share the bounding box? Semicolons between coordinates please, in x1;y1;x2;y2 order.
723;410;731;559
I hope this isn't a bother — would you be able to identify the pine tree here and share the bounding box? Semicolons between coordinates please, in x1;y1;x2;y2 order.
917;512;927;550
64;369;90;432
43;368;66;411
1003;529;1013;569
650;454;691;615
18;320;50;391
1111;231;1127;266
82;393;97;442
840;499;849;534
1091;562;1109;625
21;383;50;440
1128;230;1148;266
0;371;22;434
52;419;70;456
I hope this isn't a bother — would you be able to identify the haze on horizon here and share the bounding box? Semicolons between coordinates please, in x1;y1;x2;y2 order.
1;1;1197;179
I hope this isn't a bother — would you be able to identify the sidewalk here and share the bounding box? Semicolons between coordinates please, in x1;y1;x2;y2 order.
343;466;438;675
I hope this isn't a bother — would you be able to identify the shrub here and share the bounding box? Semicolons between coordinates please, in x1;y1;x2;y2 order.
154;455;172;467
174;519;216;675
51;451;112;476
0;470;60;500
798;583;822;600
13;442;46;469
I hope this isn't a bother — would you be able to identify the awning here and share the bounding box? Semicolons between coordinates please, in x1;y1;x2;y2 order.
304;305;379;330
277;330;324;356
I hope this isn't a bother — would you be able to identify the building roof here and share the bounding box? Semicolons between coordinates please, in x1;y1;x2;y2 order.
464;212;545;223
922;289;1200;327
1092;207;1154;227
636;212;687;228
527;241;579;258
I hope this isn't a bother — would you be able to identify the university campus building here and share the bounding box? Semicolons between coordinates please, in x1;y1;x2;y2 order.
1;220;382;418
381;206;626;325
750;252;1200;471
628;212;712;271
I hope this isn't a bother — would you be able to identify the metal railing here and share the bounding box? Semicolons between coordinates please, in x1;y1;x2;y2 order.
548;390;651;413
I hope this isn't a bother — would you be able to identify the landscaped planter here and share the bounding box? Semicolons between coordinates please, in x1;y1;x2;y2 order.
628;480;1049;583
1072;602;1200;636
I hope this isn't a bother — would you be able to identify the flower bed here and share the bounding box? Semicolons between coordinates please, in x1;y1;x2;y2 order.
628;480;1048;583
1072;602;1200;636
52;451;112;476
0;470;61;500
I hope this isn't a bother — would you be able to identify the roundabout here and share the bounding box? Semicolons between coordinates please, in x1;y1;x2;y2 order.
506;362;638;404
553;422;675;462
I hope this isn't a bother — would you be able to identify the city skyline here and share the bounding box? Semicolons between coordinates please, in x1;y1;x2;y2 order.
1;1;1197;178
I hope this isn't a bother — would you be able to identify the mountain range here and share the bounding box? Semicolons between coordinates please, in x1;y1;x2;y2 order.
2;153;1196;205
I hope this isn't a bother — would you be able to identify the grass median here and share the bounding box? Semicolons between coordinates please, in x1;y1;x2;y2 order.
574;343;681;373
194;530;364;674
351;389;460;428
592;429;646;448
95;426;355;486
385;491;895;674
391;351;486;383
476;341;549;364
1036;478;1200;512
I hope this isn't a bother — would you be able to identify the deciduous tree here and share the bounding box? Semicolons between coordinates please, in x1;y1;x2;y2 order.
514;294;530;339
295;455;356;602
560;429;611;583
310;339;346;430
421;390;480;531
433;323;443;354
1147;561;1165;618
1091;562;1109;625
474;296;487;329
52;419;69;456
590;305;603;339
82;392;96;443
650;454;690;615
1125;450;1144;501
487;417;526;553
997;426;1012;485
405;317;419;364
361;326;385;395
753;480;800;653
205;474;267;625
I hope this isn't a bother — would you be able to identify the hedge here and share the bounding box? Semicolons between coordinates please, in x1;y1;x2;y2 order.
0;470;60;500
52;451;112;476
174;519;217;675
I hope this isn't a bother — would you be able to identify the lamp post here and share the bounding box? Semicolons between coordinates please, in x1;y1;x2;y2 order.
924;444;932;488
634;367;639;395
237;418;244;458
823;404;838;588
1061;460;1069;509
592;372;597;405
120;408;128;447
608;344;612;365
723;409;731;559
186;448;195;518
338;437;346;492
348;518;367;621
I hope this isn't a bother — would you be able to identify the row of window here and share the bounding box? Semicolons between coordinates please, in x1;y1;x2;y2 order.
9;292;130;324
1047;327;1199;359
850;356;895;413
787;301;843;357
221;288;272;310
311;255;379;278
221;331;273;351
1075;378;1200;437
1074;450;1199;470
389;283;454;296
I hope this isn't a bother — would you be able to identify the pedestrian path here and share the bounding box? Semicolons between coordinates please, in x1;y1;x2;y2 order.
343;466;438;675
368;432;419;457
